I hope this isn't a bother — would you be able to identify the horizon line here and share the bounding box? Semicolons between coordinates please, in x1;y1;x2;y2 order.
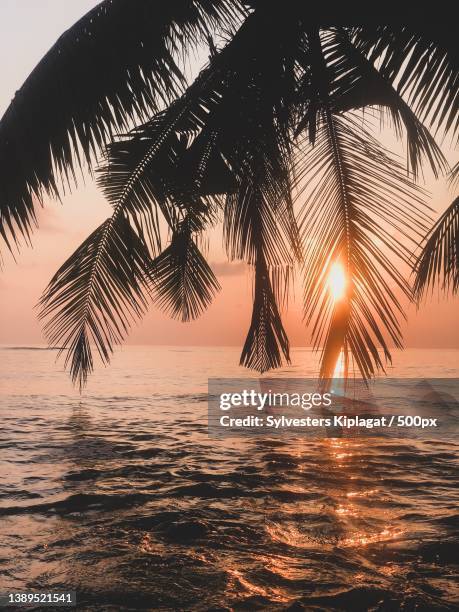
1;344;458;350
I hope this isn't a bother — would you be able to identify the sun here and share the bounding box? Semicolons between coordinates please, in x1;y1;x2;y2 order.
327;262;346;301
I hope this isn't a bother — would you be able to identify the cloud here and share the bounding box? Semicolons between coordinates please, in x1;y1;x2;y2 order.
210;261;248;276
35;202;63;233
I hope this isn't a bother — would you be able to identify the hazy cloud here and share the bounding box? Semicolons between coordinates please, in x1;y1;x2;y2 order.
210;261;248;276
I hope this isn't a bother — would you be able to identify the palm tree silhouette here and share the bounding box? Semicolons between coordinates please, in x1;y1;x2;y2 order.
0;2;456;386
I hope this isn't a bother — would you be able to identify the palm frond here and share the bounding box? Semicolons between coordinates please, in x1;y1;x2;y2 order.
98;109;188;253
414;162;459;297
38;212;152;387
299;112;430;379
320;28;447;178
218;13;304;371
0;0;243;252
240;254;290;372
352;25;459;140
451;162;459;190
40;39;242;385
224;166;295;370
150;216;220;321
46;39;247;386
225;177;293;371
414;195;459;298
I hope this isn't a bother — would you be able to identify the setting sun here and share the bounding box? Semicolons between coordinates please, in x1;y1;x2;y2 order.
327;262;346;301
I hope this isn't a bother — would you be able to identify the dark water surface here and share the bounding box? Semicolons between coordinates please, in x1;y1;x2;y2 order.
1;347;458;610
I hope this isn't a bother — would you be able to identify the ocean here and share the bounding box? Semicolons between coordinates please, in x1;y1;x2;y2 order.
0;346;458;610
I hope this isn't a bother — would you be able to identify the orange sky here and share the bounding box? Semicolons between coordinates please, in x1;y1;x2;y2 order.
0;1;457;349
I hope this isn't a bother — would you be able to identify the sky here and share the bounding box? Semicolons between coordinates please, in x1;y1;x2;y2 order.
0;0;457;351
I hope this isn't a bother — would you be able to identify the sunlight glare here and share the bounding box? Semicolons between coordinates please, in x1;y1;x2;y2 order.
332;350;344;378
328;262;346;301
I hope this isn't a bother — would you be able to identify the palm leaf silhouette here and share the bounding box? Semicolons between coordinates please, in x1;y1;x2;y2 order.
0;0;242;252
217;9;301;370
300;113;430;378
150;216;221;321
313;27;448;178
352;25;459;140
39;213;153;387
38;27;250;382
39;74;228;384
414;164;459;297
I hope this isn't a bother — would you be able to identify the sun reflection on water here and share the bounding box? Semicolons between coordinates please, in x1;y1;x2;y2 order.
225;567;289;603
311;437;407;551
341;528;406;548
347;488;380;498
